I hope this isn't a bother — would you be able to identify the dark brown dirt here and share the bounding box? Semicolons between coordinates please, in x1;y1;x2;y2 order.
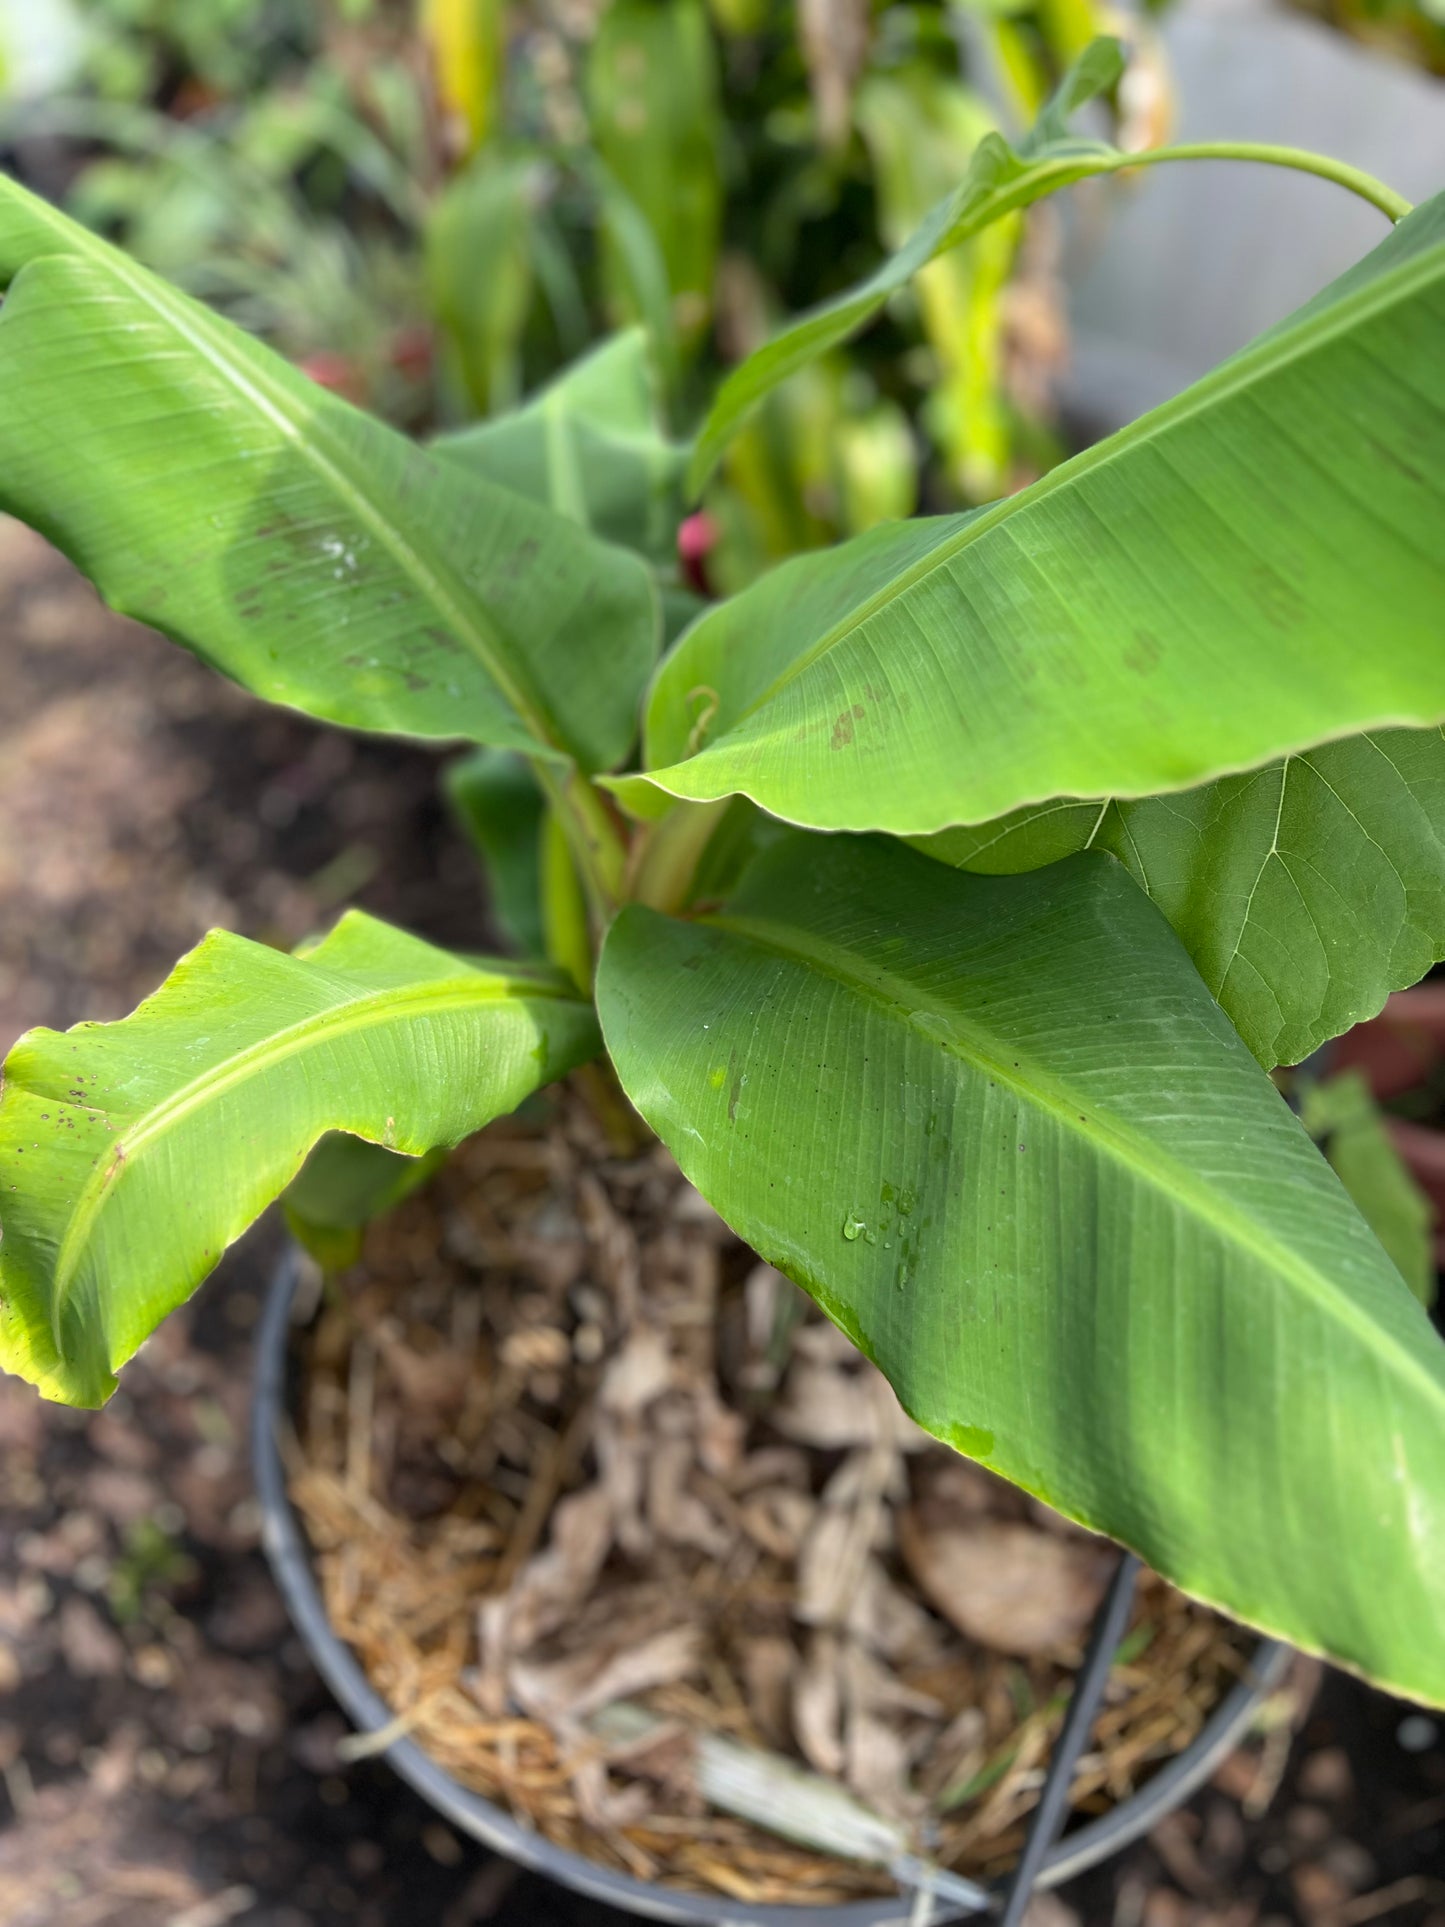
1;521;1442;1926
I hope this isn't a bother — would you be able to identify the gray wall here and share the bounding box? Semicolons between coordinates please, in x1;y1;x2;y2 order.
1063;0;1445;428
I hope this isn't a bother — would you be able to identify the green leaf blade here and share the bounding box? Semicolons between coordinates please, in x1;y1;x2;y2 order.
919;728;1445;1067
0;172;659;773
620;194;1445;834
0;914;599;1407
433;329;688;562
598;835;1445;1704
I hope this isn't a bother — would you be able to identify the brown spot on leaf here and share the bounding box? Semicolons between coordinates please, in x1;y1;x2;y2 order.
1123;628;1162;676
496;536;541;586
1251;564;1307;632
830;703;866;751
1363;431;1424;487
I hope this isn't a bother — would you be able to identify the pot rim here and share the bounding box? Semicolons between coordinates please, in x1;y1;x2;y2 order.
252;1246;1291;1927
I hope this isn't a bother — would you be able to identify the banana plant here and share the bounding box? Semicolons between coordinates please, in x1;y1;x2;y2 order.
3;43;1445;1715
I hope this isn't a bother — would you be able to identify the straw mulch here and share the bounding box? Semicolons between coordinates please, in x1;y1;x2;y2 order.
289;1086;1251;1905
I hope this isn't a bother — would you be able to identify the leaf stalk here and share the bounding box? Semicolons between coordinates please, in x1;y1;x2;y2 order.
531;761;628;927
629;798;732;915
1108;141;1412;223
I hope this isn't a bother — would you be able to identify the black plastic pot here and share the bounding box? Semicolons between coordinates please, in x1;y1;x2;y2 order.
252;1251;1291;1926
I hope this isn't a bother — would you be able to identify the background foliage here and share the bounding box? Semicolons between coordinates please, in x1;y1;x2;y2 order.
0;0;1154;572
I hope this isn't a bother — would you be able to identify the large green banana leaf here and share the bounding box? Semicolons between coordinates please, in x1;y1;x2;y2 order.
0;914;599;1407
597;834;1445;1705
687;39;1123;490
0;171;658;772
917;728;1445;1068
613;190;1445;834
433;330;688;562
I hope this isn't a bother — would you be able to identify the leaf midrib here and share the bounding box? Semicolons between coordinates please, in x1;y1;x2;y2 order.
675;230;1443;762
703;907;1445;1419
936;144;1118;254
8;183;565;759
51;970;583;1336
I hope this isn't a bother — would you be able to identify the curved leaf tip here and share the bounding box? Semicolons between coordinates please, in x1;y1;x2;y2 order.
0;915;599;1406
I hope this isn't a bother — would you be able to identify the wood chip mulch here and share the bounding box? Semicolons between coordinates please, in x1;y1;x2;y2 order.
294;1091;1257;1905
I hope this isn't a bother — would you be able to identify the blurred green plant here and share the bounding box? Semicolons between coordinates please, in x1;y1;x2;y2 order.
1290;0;1445;73
72;0;316;103
1302;1069;1437;1309
108;1515;199;1626
1;0;440;419
2;0;1155;569
564;0;1143;573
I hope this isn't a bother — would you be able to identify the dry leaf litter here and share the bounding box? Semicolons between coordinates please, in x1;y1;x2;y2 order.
291;1088;1251;1905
